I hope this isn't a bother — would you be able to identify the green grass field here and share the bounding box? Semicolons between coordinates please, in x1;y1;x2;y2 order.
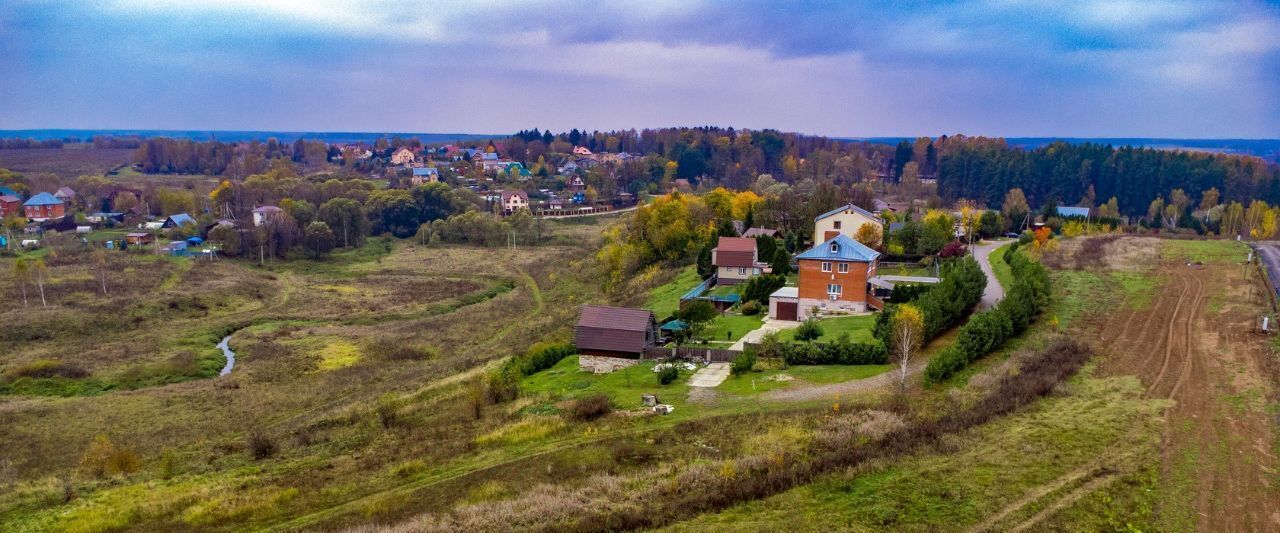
717;364;892;396
703;312;764;342
1160;239;1248;264
645;266;701;319
779;314;877;343
989;241;1015;290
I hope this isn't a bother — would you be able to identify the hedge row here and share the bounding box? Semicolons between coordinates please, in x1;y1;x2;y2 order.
923;246;1050;383
511;342;577;377
874;257;986;344
781;336;887;365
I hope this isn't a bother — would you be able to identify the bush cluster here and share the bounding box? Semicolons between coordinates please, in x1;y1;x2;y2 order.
482;342;578;405
738;274;786;306
564;393;613;422
781;334;887;365
657;365;680;385
924;250;1050;383
874;257;986;343
730;350;757;375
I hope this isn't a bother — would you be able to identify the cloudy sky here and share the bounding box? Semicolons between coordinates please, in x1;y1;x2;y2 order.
1;0;1278;137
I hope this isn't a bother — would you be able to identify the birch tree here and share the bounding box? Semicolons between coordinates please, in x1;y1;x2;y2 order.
891;304;924;393
33;258;49;307
93;248;109;295
12;258;29;307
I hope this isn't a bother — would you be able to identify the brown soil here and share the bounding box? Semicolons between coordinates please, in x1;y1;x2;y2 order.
1090;262;1280;531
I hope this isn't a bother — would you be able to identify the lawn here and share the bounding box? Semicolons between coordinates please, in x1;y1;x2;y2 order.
717;364;892;396
988;241;1015;290
1160;239;1247;264
702;312;764;343
646;266;702;319
778;315;877;343
521;355;693;410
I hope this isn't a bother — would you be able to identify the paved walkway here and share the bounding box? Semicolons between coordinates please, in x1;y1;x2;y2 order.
971;239;1011;309
688;362;731;387
728;318;800;350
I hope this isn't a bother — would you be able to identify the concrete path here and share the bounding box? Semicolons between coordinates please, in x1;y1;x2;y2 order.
688;362;731;387
728;318;800;350
971;239;1011;309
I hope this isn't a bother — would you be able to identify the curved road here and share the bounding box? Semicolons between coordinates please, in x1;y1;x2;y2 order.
971;239;1011;310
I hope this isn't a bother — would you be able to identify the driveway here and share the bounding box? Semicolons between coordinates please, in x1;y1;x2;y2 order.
728;318;800;350
1252;242;1280;298
971;239;1011;309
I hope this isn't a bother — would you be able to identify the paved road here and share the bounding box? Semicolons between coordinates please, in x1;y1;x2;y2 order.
1252;242;1280;297
971;239;1011;310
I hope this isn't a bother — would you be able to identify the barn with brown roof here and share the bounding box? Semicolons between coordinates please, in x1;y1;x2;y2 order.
575;305;658;372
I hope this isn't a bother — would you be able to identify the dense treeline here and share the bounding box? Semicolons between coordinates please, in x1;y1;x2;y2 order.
506;127;895;191
0;138;64;149
134;137;333;176
938;137;1280;217
874;257;986;344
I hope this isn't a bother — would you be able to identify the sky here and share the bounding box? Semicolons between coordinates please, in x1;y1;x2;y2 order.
1;0;1278;138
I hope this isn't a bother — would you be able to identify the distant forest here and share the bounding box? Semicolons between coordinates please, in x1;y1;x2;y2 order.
935;137;1280;217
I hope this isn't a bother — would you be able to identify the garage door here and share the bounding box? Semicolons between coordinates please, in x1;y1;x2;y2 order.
775;301;798;321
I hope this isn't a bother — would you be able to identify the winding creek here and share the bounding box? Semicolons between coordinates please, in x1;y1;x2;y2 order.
217;335;236;375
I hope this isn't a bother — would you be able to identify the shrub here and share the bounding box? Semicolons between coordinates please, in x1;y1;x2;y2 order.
78;436;140;479
781;336;887;365
657;365;680;385
247;431;277;460
876;256;986;345
730;350;757;375
739;274;786;305
516;342;575;376
565;393;612;422
3;359;89;381
939;240;967;258
794;319;823;342
483;368;520;404
739;300;763;316
375;393;399;429
924;251;1050;383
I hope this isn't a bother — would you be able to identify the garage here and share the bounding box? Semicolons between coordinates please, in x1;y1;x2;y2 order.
775;301;798;321
769;286;800;321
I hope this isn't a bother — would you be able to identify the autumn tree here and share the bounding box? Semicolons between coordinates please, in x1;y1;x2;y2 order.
854;222;883;249
891;304;924;393
318;197;368;248
1001;188;1029;231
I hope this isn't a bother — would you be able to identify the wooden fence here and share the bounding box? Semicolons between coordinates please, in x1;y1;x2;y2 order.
643;345;741;363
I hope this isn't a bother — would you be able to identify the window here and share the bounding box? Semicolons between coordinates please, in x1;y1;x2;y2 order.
833;220;842;229
838;263;849;273
827;283;842;295
821;261;832;272
830;243;839;253
738;267;747;275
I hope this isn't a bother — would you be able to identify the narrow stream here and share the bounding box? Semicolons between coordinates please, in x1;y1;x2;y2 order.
217;335;236;375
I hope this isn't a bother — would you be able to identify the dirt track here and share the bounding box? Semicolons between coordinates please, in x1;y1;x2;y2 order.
1093;262;1280;531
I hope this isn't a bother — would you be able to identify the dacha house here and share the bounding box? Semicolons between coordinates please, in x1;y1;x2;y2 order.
574;305;658;373
22;192;65;220
712;236;764;285
813;203;883;242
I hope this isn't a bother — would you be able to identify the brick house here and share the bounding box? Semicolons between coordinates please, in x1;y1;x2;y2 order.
712;236;763;285
0;194;20;218
771;234;880;320
23;192;65;220
813;203;883;242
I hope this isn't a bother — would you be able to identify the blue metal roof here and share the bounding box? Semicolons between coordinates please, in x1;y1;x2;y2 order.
412;167;439;176
1056;206;1090;218
23;192;62;206
814;203;883;222
795;234;881;262
167;213;196;226
0;186;17;197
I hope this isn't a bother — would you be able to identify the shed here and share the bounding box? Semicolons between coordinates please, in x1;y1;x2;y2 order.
163;213;196;228
126;232;155;245
574;305;658;360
